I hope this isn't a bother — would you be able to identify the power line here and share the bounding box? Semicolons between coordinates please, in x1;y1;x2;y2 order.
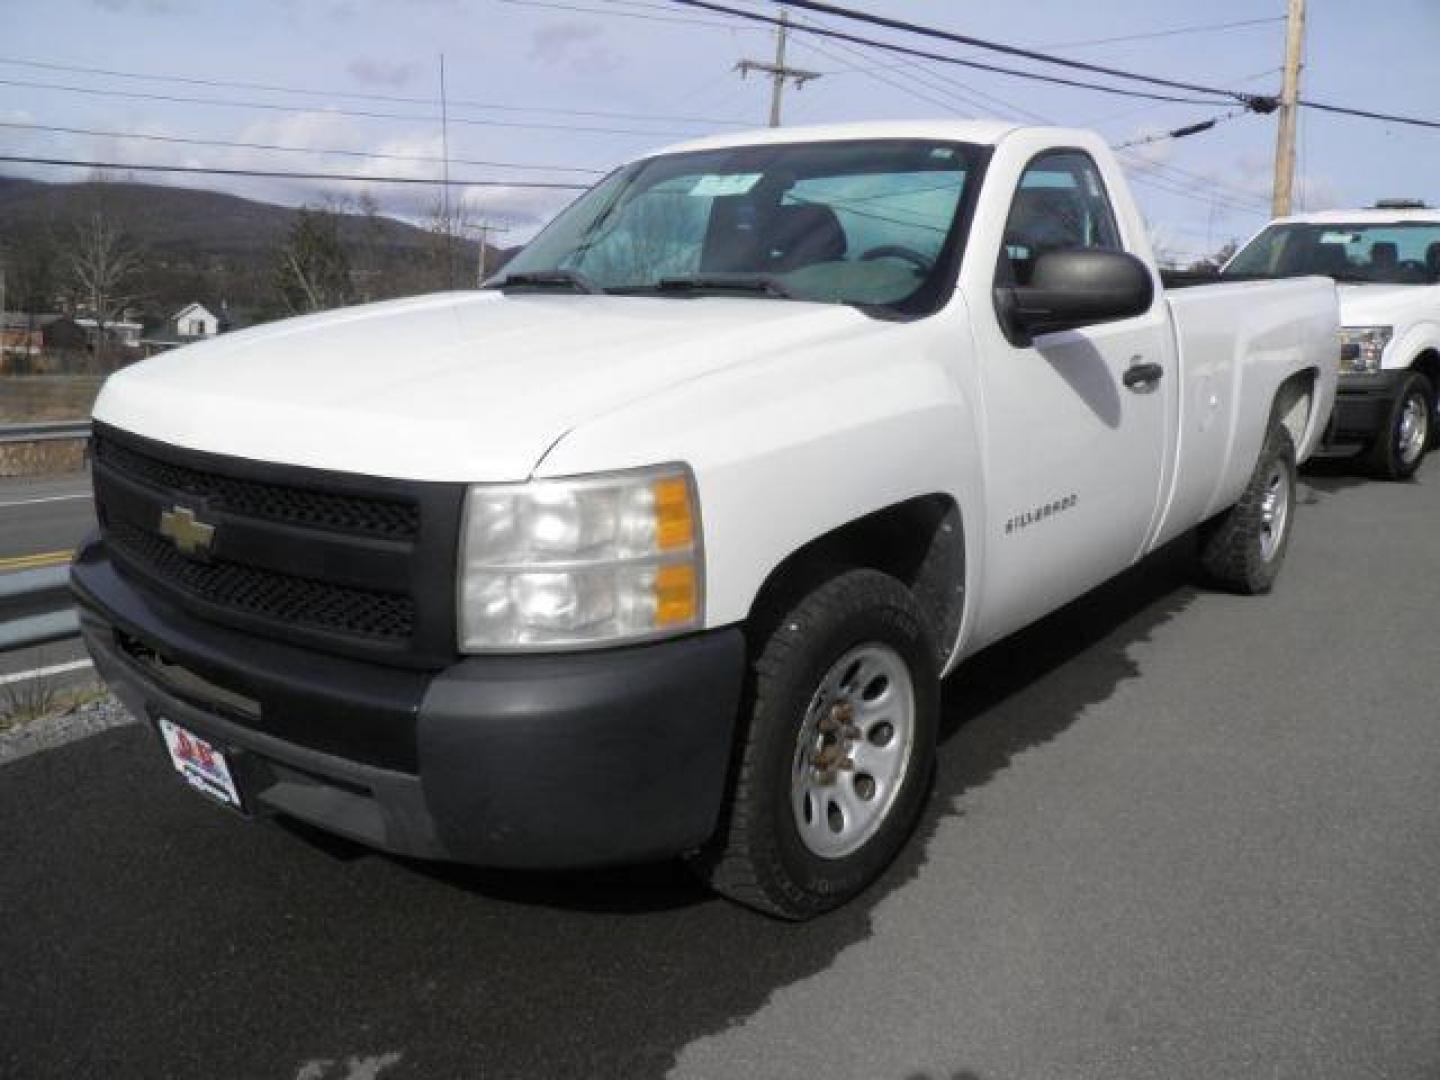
747;0;1278;108
667;0;1241;106
1300;97;1440;132
1043;16;1285;50
753;1;1440;134
0;76;701;139
0;120;609;174
1111;107;1253;150
780;11;1267;216
0;154;593;189
497;0;746;29
0;53;752;128
778;6;1267;214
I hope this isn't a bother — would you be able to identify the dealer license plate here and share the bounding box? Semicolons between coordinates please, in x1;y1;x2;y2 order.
158;718;243;810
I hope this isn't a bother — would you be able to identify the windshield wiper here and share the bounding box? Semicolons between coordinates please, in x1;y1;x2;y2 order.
489;269;603;294
652;274;796;299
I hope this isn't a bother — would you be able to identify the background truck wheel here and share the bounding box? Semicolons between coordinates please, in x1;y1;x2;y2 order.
1369;372;1433;480
1199;423;1297;595
693;568;939;920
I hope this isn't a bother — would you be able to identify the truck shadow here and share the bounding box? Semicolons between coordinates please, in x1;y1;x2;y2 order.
1299;452;1372;494
389;534;1202;918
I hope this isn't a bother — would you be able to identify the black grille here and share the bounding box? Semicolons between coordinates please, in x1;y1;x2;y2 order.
94;436;419;541
91;423;466;668
109;522;415;641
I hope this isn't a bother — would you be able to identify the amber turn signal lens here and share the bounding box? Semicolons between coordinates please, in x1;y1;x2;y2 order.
653;476;695;551
655;562;698;626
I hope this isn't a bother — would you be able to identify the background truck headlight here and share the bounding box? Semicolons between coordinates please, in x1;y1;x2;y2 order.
458;465;702;650
1339;326;1393;374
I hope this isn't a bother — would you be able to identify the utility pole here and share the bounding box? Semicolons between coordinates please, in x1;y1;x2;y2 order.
439;53;455;289
1271;0;1306;217
476;221;511;285
736;8;820;127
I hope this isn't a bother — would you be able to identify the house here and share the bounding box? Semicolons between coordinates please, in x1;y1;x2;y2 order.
0;312;47;364
141;301;230;356
172;302;221;339
72;317;143;349
45;316;144;359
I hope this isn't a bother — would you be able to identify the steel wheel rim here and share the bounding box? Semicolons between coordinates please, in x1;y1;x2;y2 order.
1398;392;1429;466
1258;462;1290;563
791;643;916;860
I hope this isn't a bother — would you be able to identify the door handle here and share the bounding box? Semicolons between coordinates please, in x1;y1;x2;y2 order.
1123;361;1164;390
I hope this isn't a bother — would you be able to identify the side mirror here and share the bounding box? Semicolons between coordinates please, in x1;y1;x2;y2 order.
996;249;1155;346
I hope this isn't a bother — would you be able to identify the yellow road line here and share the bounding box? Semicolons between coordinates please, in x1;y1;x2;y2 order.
0;549;73;572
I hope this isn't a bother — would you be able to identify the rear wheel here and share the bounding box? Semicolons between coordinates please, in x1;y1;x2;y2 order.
1199;422;1297;595
693;568;939;920
1369;371;1433;480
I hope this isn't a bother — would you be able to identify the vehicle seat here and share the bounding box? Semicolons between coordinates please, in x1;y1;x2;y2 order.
1310;244;1350;277
763;203;848;271
1002;187;1086;285
1425;242;1440;282
1369;240;1399;277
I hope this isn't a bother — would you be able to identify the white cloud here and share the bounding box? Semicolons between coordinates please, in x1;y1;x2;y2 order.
528;19;621;76
346;58;418;87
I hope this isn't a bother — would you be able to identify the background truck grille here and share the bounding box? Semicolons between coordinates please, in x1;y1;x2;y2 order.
91;423;466;668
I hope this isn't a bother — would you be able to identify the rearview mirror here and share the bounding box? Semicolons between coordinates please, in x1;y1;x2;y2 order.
996;249;1155;346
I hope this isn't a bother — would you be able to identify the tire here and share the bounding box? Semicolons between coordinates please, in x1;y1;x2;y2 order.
693;568;940;920
1368;371;1433;480
1199;422;1297;595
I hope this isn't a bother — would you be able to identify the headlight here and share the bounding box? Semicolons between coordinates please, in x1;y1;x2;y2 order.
1339;325;1392;374
458;464;702;651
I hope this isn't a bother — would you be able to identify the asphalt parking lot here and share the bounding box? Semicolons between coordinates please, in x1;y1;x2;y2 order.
3;456;1439;1080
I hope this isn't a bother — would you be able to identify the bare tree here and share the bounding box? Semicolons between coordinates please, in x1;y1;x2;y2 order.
63;208;142;370
425;192;476;291
272;202;354;315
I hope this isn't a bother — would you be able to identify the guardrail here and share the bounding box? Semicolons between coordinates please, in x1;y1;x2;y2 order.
0;420;92;445
0;565;79;652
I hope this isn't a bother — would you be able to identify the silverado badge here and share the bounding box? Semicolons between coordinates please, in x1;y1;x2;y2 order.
158;505;216;558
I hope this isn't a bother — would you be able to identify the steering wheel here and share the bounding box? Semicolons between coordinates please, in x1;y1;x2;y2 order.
858;245;934;273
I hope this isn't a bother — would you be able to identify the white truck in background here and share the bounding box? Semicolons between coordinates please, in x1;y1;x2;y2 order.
74;120;1339;919
1224;200;1440;478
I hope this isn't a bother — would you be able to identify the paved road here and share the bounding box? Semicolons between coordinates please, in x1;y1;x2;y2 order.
0;471;94;562
0;472;94;685
3;458;1439;1080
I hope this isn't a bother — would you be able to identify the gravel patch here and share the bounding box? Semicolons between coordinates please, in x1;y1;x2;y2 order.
0;694;137;764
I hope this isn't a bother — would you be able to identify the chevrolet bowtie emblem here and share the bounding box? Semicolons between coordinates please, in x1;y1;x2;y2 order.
158;505;216;557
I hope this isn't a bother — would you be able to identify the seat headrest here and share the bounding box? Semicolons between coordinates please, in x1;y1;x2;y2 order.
765;203;847;270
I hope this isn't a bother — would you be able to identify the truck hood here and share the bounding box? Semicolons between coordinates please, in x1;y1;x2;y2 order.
93;291;870;481
1337;283;1440;328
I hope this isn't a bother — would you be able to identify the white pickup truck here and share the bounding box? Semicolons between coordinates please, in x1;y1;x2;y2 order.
1224;201;1440;478
73;120;1339;919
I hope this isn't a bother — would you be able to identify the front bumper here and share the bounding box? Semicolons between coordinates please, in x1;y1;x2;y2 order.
72;539;745;869
1325;370;1408;444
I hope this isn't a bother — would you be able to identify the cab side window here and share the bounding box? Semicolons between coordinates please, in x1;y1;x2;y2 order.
998;151;1122;286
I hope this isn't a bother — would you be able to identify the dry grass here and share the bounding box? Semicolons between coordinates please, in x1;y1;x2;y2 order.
0;375;102;476
0;440;87;478
0;375;105;423
0;675;105;733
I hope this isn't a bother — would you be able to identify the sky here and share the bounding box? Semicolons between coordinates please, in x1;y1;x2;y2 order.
2;0;1439;261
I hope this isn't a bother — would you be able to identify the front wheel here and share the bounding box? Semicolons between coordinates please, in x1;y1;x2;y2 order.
1199;422;1297;595
693;569;939;920
1369;371;1433;480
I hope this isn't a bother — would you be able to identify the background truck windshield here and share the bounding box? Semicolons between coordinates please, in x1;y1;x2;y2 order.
499;139;980;313
1225;222;1440;284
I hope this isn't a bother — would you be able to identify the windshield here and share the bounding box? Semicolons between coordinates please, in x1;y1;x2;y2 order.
1224;222;1440;284
496;139;981;314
